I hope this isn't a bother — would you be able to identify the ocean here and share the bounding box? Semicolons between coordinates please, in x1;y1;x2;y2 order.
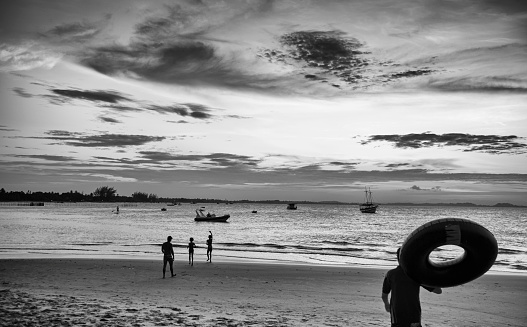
1;202;525;273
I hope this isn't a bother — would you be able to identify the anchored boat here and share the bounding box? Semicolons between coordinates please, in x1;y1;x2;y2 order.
359;187;379;213
194;208;230;222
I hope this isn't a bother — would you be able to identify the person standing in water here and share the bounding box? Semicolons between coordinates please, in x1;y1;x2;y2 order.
161;236;175;278
382;248;442;327
187;237;196;266
206;231;213;262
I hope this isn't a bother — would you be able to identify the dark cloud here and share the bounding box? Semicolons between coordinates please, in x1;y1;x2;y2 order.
259;30;436;90
12;87;33;98
408;185;442;192
362;132;527;154
138;151;260;168
51;89;131;103
386;163;411;169
81;41;253;89
37;130;165;148
328;161;360;169
99;116;121;124
146;103;212;120
42;87;216;120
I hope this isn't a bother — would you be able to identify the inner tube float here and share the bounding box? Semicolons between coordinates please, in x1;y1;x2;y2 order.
399;218;498;288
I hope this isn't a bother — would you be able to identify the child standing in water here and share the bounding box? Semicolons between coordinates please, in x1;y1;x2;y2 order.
187;237;196;266
206;231;213;262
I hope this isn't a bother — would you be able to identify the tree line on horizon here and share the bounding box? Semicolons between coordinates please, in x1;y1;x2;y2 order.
0;186;293;204
0;186;170;203
0;187;523;207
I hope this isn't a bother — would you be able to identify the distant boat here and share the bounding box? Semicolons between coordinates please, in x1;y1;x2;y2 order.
286;203;297;210
360;187;379;213
194;208;230;222
161;207;167;211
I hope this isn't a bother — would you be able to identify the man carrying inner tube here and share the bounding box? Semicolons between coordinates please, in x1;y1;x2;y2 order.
381;248;442;327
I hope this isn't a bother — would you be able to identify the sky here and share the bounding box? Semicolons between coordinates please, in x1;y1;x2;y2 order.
1;0;527;205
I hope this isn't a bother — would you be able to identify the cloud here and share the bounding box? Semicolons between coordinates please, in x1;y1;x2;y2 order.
138;151;261;168
12;87;33;98
44;18;108;42
424;44;527;93
34;87;218;120
81;39;256;89
259;30;436;90
98;116;121;124
407;185;442;192
0;125;17;132
14;154;76;162
146;104;212;120
35;130;166;148
50;89;131;103
362;132;527;154
0;42;62;71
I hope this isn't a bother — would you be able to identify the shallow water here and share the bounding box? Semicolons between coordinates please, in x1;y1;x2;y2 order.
0;202;525;273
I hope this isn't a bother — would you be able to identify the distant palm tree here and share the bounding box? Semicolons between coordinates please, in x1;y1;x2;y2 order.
93;186;117;201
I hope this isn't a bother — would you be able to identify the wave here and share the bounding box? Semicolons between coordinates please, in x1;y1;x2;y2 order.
498;248;526;255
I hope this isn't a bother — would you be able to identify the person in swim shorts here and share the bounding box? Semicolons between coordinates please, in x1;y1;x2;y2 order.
206;231;213;262
187;237;196;266
382;248;442;327
161;236;175;278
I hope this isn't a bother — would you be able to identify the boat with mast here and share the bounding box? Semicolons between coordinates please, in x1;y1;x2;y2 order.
359;187;379;213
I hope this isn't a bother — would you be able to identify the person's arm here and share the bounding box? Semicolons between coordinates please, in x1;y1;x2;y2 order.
381;293;390;312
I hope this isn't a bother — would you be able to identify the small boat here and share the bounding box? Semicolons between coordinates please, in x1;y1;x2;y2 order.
359;187;379;213
195;208;230;222
286;203;297;210
161;207;167;211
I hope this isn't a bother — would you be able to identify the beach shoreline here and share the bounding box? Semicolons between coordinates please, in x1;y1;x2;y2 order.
1;258;526;326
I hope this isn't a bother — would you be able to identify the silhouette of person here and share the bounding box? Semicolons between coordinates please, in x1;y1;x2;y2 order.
382;248;442;327
161;236;175;278
206;231;213;262
187;237;196;266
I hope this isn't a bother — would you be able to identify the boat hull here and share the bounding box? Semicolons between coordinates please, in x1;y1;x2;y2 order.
194;214;230;222
359;204;378;213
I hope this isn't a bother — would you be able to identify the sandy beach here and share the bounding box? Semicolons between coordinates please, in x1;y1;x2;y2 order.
1;258;525;327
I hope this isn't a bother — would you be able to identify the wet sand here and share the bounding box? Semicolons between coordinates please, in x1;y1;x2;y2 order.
1;258;525;326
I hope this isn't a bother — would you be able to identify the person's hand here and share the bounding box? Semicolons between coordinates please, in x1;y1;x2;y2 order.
384;303;390;313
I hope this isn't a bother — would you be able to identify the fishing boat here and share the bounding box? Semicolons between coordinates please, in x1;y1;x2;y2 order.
286;203;297;210
359;187;379;213
194;208;230;222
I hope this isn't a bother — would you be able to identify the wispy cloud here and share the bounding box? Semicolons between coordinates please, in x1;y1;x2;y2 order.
362;132;527;154
50;89;131;103
0;42;62;71
43;14;111;43
12;86;219;121
14;154;76;162
32;130;166;148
